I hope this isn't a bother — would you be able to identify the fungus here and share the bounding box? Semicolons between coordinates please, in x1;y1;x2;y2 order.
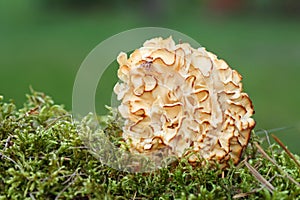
113;37;255;165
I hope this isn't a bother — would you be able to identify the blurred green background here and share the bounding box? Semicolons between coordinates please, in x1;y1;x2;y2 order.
1;0;300;153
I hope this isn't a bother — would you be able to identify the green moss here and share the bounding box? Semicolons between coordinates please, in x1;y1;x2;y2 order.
0;90;299;199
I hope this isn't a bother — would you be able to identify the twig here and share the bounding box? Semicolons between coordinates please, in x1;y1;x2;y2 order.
260;129;272;146
55;171;78;200
233;188;260;199
29;192;36;200
45;114;72;130
132;191;137;200
3;135;12;151
0;153;23;170
68;146;88;149
255;126;293;135
54;178;76;200
233;174;281;199
244;160;274;193
41;171;85;183
271;134;300;169
62;171;77;185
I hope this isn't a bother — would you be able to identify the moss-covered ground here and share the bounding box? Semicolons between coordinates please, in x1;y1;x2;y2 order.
0;90;299;199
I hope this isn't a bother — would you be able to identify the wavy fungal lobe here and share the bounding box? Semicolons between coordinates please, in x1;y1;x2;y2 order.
114;37;255;165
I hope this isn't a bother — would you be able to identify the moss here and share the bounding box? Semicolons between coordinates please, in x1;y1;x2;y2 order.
0;90;299;199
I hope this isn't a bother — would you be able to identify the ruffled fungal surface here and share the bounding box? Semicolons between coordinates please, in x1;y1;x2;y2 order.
114;37;255;165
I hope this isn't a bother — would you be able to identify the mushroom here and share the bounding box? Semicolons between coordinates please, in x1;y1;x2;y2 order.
113;36;255;165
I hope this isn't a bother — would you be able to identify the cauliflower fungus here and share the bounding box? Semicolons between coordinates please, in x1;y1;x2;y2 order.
114;37;255;165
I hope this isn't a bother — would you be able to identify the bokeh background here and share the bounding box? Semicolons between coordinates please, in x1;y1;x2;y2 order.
1;0;300;153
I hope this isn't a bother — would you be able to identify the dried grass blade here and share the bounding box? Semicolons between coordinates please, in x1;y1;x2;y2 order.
233;188;259;199
254;142;300;187
271;134;300;169
254;142;276;165
244;161;274;193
